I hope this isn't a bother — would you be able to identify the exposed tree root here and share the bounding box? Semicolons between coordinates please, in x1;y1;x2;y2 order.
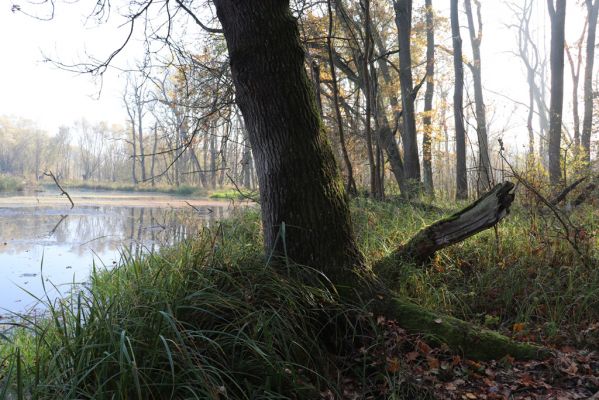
381;296;551;361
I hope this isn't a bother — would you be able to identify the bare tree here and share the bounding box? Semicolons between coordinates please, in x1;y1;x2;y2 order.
394;0;421;195
422;0;435;197
547;0;566;185
451;0;468;199
582;0;599;162
464;0;492;190
565;21;587;150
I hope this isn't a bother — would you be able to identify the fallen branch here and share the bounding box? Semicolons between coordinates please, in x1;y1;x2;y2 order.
44;170;74;209
573;182;597;207
550;176;587;206
390;182;515;264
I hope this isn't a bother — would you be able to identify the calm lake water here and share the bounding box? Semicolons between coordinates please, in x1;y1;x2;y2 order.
0;190;237;318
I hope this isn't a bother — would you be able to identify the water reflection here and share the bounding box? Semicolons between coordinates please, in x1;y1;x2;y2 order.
0;204;229;315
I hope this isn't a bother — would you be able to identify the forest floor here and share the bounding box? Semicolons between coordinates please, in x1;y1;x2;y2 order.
336;317;599;399
1;192;598;399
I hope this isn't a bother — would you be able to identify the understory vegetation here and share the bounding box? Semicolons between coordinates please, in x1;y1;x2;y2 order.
0;175;24;193
56;181;207;197
1;193;598;398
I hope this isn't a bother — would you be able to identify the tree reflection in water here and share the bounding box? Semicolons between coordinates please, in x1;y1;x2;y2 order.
0;204;230;314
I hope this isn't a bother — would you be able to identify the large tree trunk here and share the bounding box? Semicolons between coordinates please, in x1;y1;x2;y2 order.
394;0;421;194
213;0;364;283
422;0;435;197
212;0;546;361
547;0;566;185
451;0;468;200
464;0;492;191
582;0;599;163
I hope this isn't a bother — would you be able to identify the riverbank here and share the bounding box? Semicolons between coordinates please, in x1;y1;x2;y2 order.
1;199;598;398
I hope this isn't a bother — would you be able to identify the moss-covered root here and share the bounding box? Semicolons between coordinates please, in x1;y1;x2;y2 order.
386;296;551;361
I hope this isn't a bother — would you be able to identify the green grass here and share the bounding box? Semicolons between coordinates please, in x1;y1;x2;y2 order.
353;197;599;347
0;175;24;192
54;181;207;197
2;193;598;398
0;209;421;399
209;187;257;201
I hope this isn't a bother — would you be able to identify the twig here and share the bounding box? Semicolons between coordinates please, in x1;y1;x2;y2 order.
44;170;74;209
226;173;259;203
497;145;584;258
184;201;213;215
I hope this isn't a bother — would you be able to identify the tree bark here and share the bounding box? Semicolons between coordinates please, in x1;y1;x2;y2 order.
362;0;381;199
451;0;468;200
565;20;587;153
326;0;357;195
547;0;566;185
212;0;547;361
422;0;435;197
136;100;147;182
464;0;492;191
394;0;421;194
582;0;599;162
213;0;364;283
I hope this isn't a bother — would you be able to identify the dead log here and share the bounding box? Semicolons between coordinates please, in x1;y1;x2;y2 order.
392;182;515;264
550;176;588;206
573;182;597;207
368;182;550;360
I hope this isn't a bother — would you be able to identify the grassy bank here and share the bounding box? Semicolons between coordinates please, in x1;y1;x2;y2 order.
353;197;599;347
208;188;257;201
0;209;423;399
52;181;207;197
0;175;24;192
1;195;598;398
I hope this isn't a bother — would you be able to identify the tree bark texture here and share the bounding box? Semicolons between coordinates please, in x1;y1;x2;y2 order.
464;0;492;190
213;0;364;282
422;0;435;197
390;182;515;265
582;0;599;162
547;0;566;185
451;0;468;199
394;0;421;192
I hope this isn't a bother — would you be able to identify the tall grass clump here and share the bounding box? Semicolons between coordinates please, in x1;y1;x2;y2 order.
0;175;24;192
0;209;341;399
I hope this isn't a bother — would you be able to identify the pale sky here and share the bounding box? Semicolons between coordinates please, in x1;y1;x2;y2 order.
0;0;590;149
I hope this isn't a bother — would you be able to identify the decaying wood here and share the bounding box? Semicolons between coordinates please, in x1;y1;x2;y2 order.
550;175;587;205
573;182;597;206
393;182;515;264
370;181;550;360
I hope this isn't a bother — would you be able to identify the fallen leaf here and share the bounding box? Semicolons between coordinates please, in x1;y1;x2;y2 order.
427;356;440;369
416;340;432;355
386;357;401;373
